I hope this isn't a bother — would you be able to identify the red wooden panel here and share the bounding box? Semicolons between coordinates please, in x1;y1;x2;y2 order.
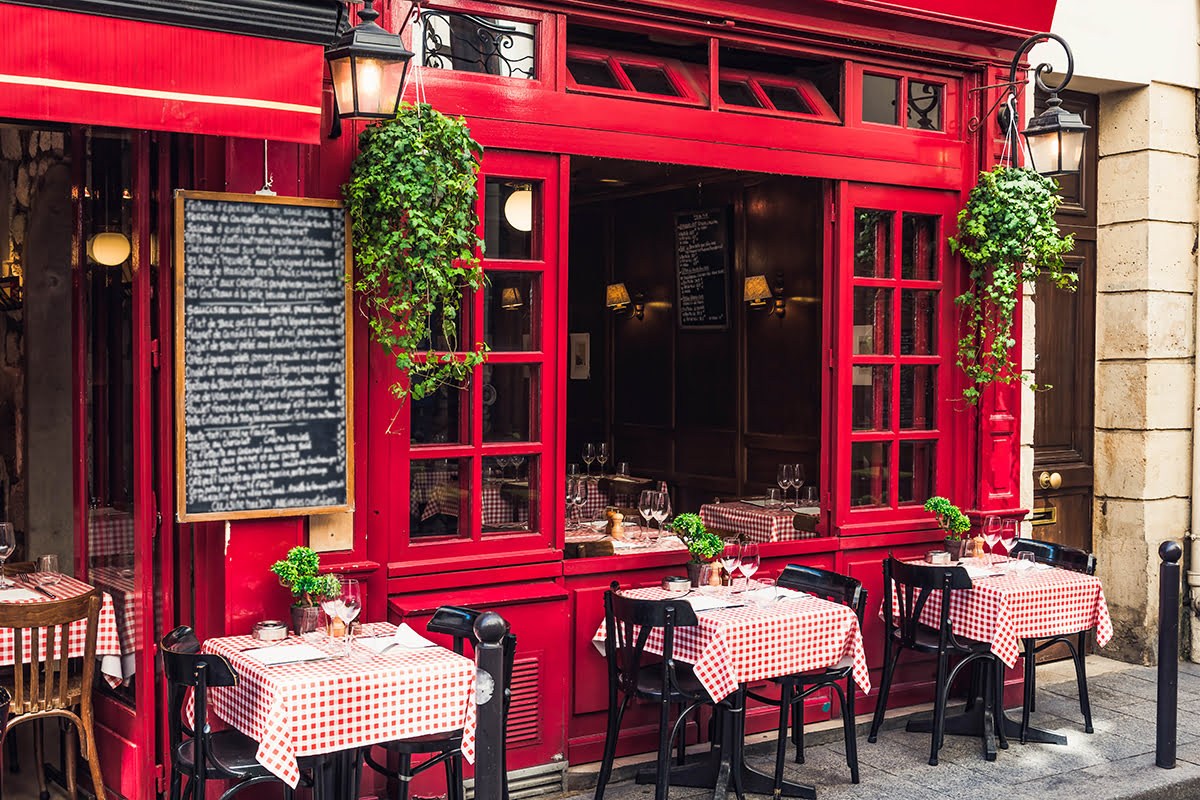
94;718;140;800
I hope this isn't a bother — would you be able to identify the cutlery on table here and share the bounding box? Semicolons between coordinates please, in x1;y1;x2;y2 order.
265;655;344;667
19;576;55;599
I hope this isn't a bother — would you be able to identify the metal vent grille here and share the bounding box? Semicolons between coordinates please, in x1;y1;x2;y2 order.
506;657;541;746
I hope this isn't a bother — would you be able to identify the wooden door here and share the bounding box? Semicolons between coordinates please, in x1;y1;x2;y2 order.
1030;90;1098;552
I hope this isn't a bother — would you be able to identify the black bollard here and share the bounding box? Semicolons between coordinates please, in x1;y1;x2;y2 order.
474;611;509;800
1157;540;1182;769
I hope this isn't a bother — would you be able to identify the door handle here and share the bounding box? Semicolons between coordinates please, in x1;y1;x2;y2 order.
1039;471;1062;490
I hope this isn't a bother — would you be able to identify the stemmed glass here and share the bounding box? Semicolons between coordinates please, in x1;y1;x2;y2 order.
565;480;579;530
597;444;609;476
0;524;15;589
574;480;589;524
650;491;669;539
791;464;805;507
320;576;343;640
776;465;792;509
567;463;580;479
638;490;655;536
719;540;742;588
339;579;363;657
737;541;760;592
582;444;596;478
999;519;1019;562
496;455;511;480
511;455;525;481
983;516;1002;565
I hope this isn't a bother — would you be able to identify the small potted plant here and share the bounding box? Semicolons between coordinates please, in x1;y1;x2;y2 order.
269;546;342;634
924;496;972;559
671;513;724;587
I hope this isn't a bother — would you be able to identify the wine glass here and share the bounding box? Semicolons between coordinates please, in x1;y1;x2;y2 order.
338;579;363;657
719;540;742;587
574;479;590;524
34;554;60;592
983;516;1002;566
496;455;510;480
737;541;760;592
999;519;1019;561
651;491;669;537
0;524;15;589
565;480;579;530
511;454;525;481
776;465;791;507
638;490;655;535
791;464;805;507
657;482;672;519
582;444;596;478
567;463;580;479
320;576;343;638
597;443;609;476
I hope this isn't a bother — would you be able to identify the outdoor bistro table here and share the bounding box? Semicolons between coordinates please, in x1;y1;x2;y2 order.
700;501;820;543
593;586;870;800
0;574;124;686
198;622;477;792
893;559;1113;756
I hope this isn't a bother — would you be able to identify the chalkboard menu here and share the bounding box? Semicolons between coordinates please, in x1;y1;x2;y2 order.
174;191;353;522
675;209;729;329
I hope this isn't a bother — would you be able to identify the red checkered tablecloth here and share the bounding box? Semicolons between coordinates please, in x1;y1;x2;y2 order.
889;561;1114;667
199;623;477;788
592;587;870;702
89;566;137;656
700;502;819;543
0;575;124;686
87;508;134;561
422;482;531;527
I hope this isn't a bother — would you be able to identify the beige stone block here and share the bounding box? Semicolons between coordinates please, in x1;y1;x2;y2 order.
1095;291;1194;360
1098;87;1148;158
1093;428;1192;498
1097;150;1199;225
1097;220;1198;294
1096;359;1193;430
1149;83;1200;157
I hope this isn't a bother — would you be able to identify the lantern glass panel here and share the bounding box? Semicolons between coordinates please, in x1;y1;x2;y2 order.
330;55;356;115
1060;129;1087;174
1024;130;1061;176
353;56;406;116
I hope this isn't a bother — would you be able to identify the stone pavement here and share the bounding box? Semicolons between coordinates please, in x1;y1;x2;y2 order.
565;657;1200;800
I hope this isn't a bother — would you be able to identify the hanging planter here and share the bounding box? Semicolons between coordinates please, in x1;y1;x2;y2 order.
344;102;489;404
949;165;1076;404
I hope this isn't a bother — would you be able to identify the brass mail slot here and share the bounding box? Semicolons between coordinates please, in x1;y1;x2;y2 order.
1030;506;1057;526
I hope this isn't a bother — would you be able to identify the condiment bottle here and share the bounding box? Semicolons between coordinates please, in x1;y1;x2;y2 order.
606;509;625;539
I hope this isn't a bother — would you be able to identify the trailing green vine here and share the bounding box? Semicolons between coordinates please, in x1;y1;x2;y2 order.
344;102;488;403
949;166;1076;403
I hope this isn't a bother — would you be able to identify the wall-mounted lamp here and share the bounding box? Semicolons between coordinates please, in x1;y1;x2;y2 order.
325;0;415;138
606;282;644;320
500;286;523;310
504;185;534;232
744;274;784;317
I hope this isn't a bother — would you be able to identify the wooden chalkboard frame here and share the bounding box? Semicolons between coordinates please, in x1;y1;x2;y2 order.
173;190;355;522
675;208;730;331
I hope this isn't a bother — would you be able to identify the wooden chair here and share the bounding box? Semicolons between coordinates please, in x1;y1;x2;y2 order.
867;556;1001;765
747;565;866;789
0;561;33;780
0;588;105;799
1009;538;1098;742
596;582;711;800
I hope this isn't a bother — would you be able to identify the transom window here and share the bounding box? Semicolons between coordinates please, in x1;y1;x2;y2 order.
859;68;949;132
416;8;537;79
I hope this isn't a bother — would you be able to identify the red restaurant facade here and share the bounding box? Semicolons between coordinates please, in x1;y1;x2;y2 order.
0;0;1058;796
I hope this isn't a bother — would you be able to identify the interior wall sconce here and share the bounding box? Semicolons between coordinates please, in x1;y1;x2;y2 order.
744;274;785;317
500;286;523;310
504;185;534;232
606;282;644;320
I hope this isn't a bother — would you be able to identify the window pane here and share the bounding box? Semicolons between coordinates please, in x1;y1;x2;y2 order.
418;11;536;80
854;210;893;278
414;295;464;351
484;272;537;351
862;74;899;125
907;81;943;130
853;287;892;355
899;365;936;430
622;64;679;96
410;383;465;445
411;458;469;539
762;84;814;114
850;441;890;507
568;58;622;89
485;179;539;260
482;364;535;442
852;366;891;431
900;289;937;355
719;80;763;108
899;440;936;505
901;213;938;280
482;454;537;532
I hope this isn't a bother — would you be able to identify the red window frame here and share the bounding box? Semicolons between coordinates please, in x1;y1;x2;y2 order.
564;45;706;107
410;0;556;90
833;183;959;534
716;68;840;123
847;62;959;136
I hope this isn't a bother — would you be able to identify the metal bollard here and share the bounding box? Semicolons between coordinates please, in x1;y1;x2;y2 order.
1157;540;1182;769
473;611;509;800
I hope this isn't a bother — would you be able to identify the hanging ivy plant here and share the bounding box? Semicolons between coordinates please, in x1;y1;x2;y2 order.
344;102;488;403
949;166;1076;404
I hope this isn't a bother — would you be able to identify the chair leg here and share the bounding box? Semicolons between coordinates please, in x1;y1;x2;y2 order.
929;650;949;766
1029;650;1038;714
169;769;183;800
79;720;106;800
869;643;900;743
773;683;791;795
1076;631;1094;734
994;658;1008;751
594;696;629;800
963;661;979;713
792;691;805;764
5;732;15;774
843;680;859;784
676;704;686;766
654;696;673;800
1021;640;1035;745
33;721;48;800
397;753;412;800
66;725;78;799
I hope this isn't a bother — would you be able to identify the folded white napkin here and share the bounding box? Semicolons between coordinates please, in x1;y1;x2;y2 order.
0;588;45;602
999;559;1052;573
686;594;741;612
742;585;807;606
243;642;328;666
359;623;439;654
961;564;1001;581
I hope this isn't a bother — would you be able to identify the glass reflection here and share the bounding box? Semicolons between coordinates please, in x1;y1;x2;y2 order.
410;382;465;445
482;364;534;442
901;214;938;280
900;289;937;355
484;272;537;351
850;441;890;507
899;365;936;430
854;209;893;278
410;458;469;538
899;440;935;504
853;287;892;354
482;454;537;533
852;366;892;431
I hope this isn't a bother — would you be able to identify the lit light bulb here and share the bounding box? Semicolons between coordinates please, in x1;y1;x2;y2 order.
504;189;533;232
89;232;131;266
358;59;383;112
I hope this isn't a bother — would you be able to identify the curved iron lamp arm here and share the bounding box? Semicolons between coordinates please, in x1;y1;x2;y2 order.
967;31;1075;134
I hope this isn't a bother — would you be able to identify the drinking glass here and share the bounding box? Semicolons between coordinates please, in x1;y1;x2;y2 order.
764;488;782;509
802;486;819;506
657;482;672;519
698;563;721;594
565;481;579;530
617;462;630;478
1017;551;1037;565
338;579;363;657
0;524;15;589
750;577;778;608
651;491;669;536
719;540;742;586
298;605;325;643
320;576;343;637
574;480;590;523
737;541;760;592
496;455;510;480
582;444;596;477
982;516;1002;565
959;537;979;562
638;490;655;534
35;554;61;591
511;454;525;481
999;519;1019;561
791;464;806;507
776;465;791;507
567;463;580;478
597;443;609;476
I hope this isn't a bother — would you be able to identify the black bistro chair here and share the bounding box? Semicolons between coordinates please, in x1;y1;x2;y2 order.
1009;538;1097;741
747;565;866;790
596;581;712;800
867;556;1002;765
161;626;314;800
364;606;517;800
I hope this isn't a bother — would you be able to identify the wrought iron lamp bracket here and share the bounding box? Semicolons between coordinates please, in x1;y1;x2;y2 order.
965;32;1076;135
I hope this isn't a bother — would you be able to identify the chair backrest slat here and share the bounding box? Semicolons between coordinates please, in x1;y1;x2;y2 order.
882;556;971;648
778;564;867;622
603;582;699;699
0;589;101;716
1010;538;1096;575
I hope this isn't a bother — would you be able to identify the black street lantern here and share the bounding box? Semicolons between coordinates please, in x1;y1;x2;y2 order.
993;32;1090;177
326;0;414;122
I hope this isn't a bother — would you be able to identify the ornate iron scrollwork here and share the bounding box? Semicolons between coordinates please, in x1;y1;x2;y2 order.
420;10;535;79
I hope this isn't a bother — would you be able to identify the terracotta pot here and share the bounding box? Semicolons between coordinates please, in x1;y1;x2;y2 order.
944;537;966;560
686;561;702;587
291;604;321;636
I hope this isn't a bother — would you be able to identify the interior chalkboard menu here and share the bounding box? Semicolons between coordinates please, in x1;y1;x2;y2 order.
675;209;729;329
174;191;353;522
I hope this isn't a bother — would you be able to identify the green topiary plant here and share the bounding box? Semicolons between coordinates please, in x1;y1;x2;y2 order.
344;102;489;404
949;166;1076;404
671;513;723;564
270;546;341;608
924;496;971;540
